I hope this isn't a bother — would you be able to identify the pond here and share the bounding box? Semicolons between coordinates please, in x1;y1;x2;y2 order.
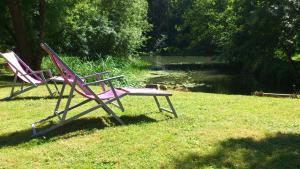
142;56;294;95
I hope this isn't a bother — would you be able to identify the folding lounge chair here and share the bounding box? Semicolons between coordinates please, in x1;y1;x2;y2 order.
0;51;61;100
32;43;177;136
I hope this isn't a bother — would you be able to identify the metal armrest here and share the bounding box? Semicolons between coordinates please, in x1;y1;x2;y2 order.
81;71;110;79
21;69;54;81
21;70;46;76
83;75;124;86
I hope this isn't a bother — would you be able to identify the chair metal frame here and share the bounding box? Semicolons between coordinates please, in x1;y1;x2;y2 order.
32;43;177;136
32;76;127;136
0;51;60;100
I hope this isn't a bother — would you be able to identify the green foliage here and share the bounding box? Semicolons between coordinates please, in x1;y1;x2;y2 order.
151;0;300;84
148;0;300;61
180;0;236;55
146;0;237;56
293;53;300;61
41;54;150;87
217;0;300;84
146;0;194;55
0;1;13;51
1;0;300;86
51;0;150;57
227;0;300;64
0;0;150;59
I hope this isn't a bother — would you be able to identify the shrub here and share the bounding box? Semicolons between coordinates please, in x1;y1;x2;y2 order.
41;55;150;87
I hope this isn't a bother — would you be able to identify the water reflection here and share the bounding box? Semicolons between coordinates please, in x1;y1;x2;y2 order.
143;56;294;95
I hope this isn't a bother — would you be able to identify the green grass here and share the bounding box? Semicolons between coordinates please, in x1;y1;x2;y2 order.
292;53;300;61
42;55;150;87
1;56;300;168
0;84;300;168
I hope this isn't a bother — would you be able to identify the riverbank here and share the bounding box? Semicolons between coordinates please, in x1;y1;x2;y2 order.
1;54;298;95
143;56;297;95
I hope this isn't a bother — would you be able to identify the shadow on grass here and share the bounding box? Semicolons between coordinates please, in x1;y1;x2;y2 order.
0;75;14;87
0;115;157;148
1;95;73;101
0;74;63;88
170;133;300;169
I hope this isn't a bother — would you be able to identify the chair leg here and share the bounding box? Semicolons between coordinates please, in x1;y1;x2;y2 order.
32;98;113;136
95;98;125;125
61;80;76;121
153;96;162;112
1;74;37;101
52;80;60;94
108;81;124;112
103;105;125;125
45;82;54;98
53;82;66;121
115;99;125;112
110;101;125;112
33;98;92;127
31;79;125;136
8;73;18;99
165;96;178;118
152;95;178;118
20;82;24;91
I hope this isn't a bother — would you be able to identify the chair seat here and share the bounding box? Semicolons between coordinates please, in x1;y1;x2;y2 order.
25;76;43;84
121;87;172;96
85;88;128;100
50;76;65;82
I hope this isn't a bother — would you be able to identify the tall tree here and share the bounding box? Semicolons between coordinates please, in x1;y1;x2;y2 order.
5;0;34;67
34;0;46;70
5;0;47;70
146;0;218;55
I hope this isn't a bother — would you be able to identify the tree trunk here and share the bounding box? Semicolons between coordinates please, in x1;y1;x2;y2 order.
31;0;46;70
6;0;33;67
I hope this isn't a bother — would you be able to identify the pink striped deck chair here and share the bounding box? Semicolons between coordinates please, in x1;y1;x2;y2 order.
0;51;61;100
32;43;177;136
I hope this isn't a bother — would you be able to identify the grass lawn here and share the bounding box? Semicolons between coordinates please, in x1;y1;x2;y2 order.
0;83;300;169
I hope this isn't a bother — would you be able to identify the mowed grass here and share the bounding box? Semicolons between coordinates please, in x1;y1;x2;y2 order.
0;84;300;168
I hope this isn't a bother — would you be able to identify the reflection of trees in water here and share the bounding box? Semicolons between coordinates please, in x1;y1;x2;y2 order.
146;61;294;94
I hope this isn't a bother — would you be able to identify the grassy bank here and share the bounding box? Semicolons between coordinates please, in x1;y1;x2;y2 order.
1;56;300;168
0;85;300;168
42;55;150;87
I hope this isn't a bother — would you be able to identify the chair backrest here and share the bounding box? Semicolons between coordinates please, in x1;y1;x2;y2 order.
40;43;94;97
0;51;42;84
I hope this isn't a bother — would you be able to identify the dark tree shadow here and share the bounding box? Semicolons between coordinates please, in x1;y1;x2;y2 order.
1;95;73;101
0;115;157;148
0;75;13;80
0;75;14;87
169;133;300;169
0;74;63;88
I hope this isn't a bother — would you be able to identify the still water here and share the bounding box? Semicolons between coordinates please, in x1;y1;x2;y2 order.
143;56;294;95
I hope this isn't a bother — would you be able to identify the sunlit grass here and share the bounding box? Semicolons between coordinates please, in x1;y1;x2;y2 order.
0;84;300;168
1;55;300;168
292;53;300;61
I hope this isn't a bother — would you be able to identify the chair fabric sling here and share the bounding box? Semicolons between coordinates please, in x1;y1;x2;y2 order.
0;51;61;100
32;43;178;136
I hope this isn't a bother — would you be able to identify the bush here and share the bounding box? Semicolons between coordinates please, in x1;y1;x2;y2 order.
48;0;150;58
41;55;150;87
